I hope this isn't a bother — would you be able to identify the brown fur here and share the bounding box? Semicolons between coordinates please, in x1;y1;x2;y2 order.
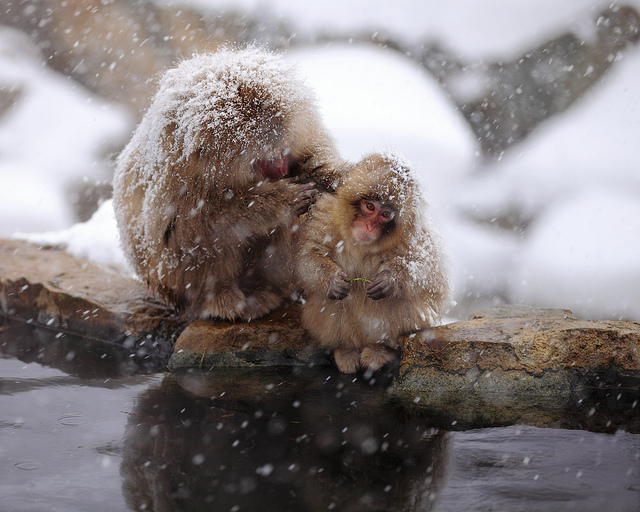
113;48;345;321
295;152;453;373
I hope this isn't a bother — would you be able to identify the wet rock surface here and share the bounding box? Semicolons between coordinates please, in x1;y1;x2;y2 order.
394;305;640;428
168;304;331;371
1;237;639;429
0;239;184;367
398;304;640;383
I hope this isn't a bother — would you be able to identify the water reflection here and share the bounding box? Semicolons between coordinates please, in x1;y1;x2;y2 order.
0;317;164;379
3;317;640;511
121;368;451;512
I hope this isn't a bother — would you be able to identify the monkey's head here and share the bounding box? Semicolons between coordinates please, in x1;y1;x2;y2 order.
351;197;396;244
141;48;318;187
336;152;422;252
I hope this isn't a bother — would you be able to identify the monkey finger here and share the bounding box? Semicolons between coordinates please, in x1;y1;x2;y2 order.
286;176;312;186
328;285;351;300
366;285;391;300
297;182;319;194
328;277;352;300
292;197;317;215
366;274;395;300
289;181;318;197
292;185;319;215
302;190;319;204
299;185;319;198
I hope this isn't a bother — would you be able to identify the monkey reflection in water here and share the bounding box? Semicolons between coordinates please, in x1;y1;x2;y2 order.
121;372;451;511
295;152;453;374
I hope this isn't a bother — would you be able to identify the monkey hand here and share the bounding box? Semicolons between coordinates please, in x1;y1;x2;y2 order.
285;178;319;216
327;271;352;300
366;270;396;300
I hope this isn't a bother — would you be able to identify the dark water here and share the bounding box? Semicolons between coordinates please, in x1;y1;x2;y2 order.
1;320;640;512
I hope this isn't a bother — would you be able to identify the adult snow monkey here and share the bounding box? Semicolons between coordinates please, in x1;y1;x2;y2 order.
113;47;345;321
295;152;453;373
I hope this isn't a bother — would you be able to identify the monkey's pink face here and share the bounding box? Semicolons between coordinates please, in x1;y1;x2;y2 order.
255;151;288;180
352;199;396;244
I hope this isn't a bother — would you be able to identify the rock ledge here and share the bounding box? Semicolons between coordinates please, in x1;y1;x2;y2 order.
1;238;639;427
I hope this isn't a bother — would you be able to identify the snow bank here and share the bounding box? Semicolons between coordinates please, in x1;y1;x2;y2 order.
285;43;477;208
452;45;640;319
0;27;132;237
17;199;128;270
511;189;640;320
442;219;520;313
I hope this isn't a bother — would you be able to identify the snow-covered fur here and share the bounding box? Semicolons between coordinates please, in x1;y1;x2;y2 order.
295;151;453;372
113;47;344;320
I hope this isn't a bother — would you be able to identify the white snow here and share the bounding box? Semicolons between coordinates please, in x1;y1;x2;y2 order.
17;199;129;270
511;188;640;320
4;2;640;321
285;44;476;174
0;27;132;237
456;45;640;320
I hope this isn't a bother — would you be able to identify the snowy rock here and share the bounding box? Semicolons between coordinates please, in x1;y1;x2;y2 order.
175;0;640;59
0;0;219;111
17;199;129;271
456;4;640;157
460;46;640;224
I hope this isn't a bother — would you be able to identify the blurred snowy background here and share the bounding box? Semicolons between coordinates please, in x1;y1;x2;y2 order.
1;0;640;321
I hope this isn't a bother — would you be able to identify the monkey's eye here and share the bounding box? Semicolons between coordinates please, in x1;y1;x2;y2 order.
380;209;395;222
364;201;376;212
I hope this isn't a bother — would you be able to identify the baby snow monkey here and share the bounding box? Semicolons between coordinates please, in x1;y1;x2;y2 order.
295;152;453;373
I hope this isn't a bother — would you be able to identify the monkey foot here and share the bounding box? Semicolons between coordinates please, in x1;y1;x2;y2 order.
198;287;251;321
241;291;283;321
360;346;398;372
199;289;282;322
333;348;361;374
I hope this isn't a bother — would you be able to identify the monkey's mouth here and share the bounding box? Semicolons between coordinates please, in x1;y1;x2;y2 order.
255;151;288;180
352;227;379;244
